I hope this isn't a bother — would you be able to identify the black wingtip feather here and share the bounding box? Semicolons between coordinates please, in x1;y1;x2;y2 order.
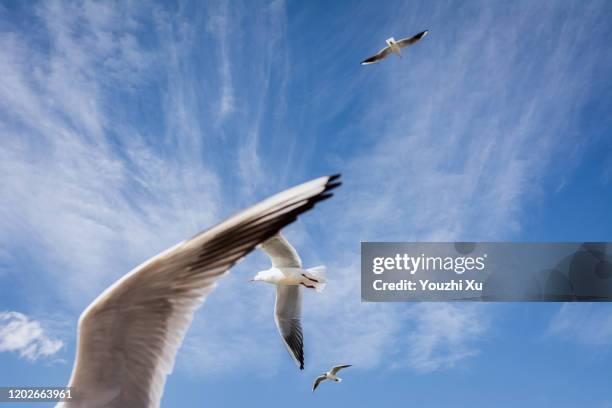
326;181;342;190
413;30;429;41
315;193;334;203
170;173;342;374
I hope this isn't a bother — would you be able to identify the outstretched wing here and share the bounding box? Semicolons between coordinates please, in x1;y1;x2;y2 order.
61;174;341;408
396;30;429;48
361;46;392;65
312;374;328;392
330;364;352;375
274;285;304;370
260;233;302;268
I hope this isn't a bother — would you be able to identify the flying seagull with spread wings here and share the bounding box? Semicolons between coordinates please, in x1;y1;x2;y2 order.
250;233;327;370
312;364;352;392
56;174;341;408
361;30;428;65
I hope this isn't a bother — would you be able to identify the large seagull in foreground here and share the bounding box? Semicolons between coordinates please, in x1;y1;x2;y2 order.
361;30;429;65
57;174;341;408
250;233;327;370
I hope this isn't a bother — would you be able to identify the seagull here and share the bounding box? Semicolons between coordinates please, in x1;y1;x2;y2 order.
361;30;428;65
312;364;352;392
56;174;341;408
250;233;327;370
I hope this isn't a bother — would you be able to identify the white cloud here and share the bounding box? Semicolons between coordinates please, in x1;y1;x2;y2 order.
0;0;606;380
401;303;488;372
332;1;602;242
206;0;235;122
270;2;605;374
0;2;220;307
548;303;612;347
0;0;291;377
0;311;63;361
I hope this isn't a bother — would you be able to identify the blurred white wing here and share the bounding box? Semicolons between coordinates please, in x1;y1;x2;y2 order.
260;233;302;268
312;374;328;392
329;364;352;375
396;30;429;48
274;285;304;369
361;46;392;65
59;174;341;408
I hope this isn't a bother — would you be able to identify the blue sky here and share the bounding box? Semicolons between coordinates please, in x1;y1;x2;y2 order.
1;0;612;407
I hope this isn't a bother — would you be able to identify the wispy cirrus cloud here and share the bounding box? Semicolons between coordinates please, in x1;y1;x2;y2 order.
401;303;488;372
1;0;610;383
548;303;612;347
206;0;235;122
0;0;300;378
332;1;608;242
0;1;221;307
170;0;605;377
280;0;609;375
0;311;63;362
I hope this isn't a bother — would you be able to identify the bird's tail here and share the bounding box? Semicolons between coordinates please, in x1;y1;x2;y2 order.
302;266;326;293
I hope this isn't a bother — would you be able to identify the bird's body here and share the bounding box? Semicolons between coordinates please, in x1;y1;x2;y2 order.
251;233;327;370
252;265;326;290
385;37;401;56
56;174;341;408
312;364;352;392
361;30;428;65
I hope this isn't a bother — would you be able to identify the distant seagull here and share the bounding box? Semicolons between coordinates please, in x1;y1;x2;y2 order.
361;30;428;65
250;233;327;370
312;364;352;392
56;174;341;408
